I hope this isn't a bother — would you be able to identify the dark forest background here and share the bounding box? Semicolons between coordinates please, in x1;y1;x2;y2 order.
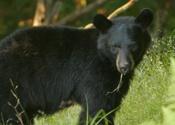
0;0;175;40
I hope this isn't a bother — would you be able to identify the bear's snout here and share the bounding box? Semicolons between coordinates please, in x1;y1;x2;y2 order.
120;63;130;75
116;50;135;75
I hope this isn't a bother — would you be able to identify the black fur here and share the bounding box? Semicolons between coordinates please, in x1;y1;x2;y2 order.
0;8;153;125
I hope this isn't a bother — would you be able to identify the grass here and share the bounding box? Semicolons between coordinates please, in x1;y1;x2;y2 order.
34;105;81;125
34;34;175;125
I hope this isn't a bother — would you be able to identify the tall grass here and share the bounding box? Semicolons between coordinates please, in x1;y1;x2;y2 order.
139;59;175;125
35;34;175;125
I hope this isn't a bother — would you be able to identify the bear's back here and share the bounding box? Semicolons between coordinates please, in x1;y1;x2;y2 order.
0;26;98;55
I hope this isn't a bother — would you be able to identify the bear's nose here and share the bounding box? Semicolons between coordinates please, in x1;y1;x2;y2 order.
120;64;130;74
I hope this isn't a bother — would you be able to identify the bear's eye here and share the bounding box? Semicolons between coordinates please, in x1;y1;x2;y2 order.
112;44;120;50
129;43;138;51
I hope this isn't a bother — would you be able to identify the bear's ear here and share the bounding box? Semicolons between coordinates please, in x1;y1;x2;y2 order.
135;8;153;28
93;14;112;33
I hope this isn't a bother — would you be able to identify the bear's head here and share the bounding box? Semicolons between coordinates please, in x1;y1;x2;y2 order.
93;8;153;75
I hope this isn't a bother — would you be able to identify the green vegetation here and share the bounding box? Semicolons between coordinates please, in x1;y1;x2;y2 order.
34;34;175;125
139;59;175;125
1;0;175;39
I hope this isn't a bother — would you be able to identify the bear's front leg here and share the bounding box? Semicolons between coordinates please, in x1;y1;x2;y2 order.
78;94;116;125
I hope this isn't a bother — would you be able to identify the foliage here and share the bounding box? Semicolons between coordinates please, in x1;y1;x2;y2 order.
163;59;175;125
0;0;36;39
139;59;175;125
0;0;175;40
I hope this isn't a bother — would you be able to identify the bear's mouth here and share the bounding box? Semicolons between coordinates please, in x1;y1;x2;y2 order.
116;61;130;75
118;66;130;75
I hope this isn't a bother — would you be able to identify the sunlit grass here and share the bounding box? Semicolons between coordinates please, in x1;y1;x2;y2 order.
35;105;81;125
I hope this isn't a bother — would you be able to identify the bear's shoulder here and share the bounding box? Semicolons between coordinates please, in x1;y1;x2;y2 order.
0;26;99;54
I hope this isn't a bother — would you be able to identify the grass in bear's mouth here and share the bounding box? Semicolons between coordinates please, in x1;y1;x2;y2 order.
106;74;124;95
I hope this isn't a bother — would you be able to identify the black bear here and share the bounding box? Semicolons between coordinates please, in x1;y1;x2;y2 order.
0;8;153;125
